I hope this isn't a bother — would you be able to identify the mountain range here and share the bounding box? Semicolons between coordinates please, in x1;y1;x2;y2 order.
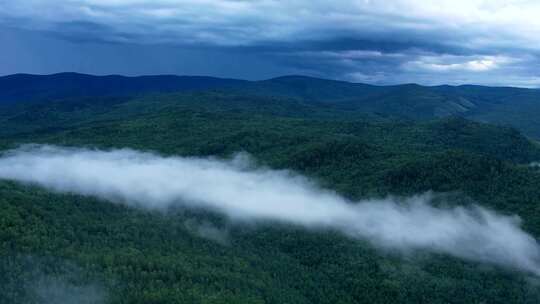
2;72;540;303
2;72;540;138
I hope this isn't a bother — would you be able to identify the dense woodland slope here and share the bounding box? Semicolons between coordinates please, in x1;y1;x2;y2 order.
2;73;540;137
2;79;540;303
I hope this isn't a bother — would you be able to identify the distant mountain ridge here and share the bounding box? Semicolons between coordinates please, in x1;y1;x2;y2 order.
2;72;537;105
0;72;248;104
2;72;540;137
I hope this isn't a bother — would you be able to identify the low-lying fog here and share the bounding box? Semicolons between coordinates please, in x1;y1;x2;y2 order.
1;145;539;275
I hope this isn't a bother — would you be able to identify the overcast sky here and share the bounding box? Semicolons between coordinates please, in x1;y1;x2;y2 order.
1;0;540;87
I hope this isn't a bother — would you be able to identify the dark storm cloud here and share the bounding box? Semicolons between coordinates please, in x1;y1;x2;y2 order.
0;27;295;79
0;0;539;86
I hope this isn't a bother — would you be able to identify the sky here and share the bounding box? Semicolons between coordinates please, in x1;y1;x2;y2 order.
1;0;540;87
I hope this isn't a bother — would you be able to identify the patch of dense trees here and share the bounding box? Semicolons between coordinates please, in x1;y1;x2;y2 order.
2;92;540;303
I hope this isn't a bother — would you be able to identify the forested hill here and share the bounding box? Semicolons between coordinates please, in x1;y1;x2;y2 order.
2;73;540;137
3;88;540;303
0;73;247;104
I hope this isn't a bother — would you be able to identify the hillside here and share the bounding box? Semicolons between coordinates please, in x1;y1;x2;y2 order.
2;90;540;303
0;73;246;104
2;73;540;138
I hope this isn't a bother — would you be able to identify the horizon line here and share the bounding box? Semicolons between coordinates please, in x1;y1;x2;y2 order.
1;71;538;90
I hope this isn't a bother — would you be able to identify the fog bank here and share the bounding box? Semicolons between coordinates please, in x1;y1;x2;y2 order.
1;145;539;274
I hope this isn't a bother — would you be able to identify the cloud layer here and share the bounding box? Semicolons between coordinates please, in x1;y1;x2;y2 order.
2;0;540;48
0;145;539;275
0;1;539;86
